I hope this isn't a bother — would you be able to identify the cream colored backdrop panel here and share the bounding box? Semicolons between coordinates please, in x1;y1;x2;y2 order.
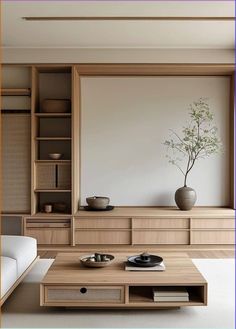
81;77;230;206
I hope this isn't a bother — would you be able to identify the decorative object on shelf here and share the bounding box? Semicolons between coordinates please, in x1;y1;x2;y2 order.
86;196;110;210
42;99;71;113
80;253;115;268
44;204;52;213
49;153;63;160
127;253;163;267
53;202;67;213
84;205;114;211
164;98;222;210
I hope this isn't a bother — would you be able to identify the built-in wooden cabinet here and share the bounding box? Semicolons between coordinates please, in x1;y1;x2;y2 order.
1;64;235;250
24;217;72;245
73;208;235;246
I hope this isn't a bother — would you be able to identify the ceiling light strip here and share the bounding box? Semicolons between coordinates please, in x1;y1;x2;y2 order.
22;16;235;21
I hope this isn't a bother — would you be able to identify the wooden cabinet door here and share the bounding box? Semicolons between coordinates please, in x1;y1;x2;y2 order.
2;114;31;213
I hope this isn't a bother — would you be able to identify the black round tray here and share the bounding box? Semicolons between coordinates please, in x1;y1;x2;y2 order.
127;255;163;267
83;205;114;211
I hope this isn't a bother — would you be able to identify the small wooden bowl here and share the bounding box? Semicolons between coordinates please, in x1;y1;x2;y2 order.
80;254;115;268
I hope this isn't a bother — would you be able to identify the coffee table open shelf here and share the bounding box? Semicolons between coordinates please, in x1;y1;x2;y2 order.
40;252;207;309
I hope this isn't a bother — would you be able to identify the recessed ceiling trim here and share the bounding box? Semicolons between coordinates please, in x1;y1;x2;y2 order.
22;16;235;21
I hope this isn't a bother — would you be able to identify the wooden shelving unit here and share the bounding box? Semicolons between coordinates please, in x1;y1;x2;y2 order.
31;66;73;216
2;63;235;250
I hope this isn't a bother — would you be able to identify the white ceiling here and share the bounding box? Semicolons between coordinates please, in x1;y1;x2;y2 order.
2;1;235;49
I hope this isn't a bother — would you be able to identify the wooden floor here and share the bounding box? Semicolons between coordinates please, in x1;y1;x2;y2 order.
38;250;235;259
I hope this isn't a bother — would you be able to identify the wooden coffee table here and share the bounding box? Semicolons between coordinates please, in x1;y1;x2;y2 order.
40;252;207;308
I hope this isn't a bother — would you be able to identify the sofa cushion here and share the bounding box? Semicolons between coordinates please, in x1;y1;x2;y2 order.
1;236;37;277
1;256;17;298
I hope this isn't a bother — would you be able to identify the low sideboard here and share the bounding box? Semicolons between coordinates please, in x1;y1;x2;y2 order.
23;207;235;248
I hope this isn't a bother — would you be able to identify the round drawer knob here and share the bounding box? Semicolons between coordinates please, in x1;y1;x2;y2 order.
80;287;87;294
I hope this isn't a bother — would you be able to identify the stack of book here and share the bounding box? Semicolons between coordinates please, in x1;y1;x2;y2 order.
153;287;189;302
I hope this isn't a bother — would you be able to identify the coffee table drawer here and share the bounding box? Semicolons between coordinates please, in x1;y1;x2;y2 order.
44;285;124;304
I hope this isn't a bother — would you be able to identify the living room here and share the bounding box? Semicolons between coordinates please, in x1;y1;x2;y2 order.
0;1;235;328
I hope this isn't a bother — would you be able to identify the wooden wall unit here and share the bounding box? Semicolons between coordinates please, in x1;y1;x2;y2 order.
1;63;235;250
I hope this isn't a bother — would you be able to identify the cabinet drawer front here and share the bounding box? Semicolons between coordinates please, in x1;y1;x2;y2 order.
191;231;235;244
75;218;131;229
191;218;235;229
134;218;189;229
26;222;70;228
45;286;124;304
75;230;131;244
133;231;189;245
25;228;70;245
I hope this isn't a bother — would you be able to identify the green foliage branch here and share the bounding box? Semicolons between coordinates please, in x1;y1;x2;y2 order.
164;98;222;187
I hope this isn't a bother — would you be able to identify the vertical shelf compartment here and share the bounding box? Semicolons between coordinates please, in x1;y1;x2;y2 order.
32;66;73;215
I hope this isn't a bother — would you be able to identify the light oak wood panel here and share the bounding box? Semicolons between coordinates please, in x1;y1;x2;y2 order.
191;218;235;229
40;253;207;308
76;64;234;76
58;164;71;189
75;230;131;245
133;218;189;229
1;88;31;96
0;256;39;306
44;285;124;304
229;75;235;209
72;66;80;214
75;207;235;218
41;252;207;285
31;66;39;214
36;163;56;189
133;231;189;245
191;230;235;244
75;217;131;229
26;228;70;245
2;114;31;213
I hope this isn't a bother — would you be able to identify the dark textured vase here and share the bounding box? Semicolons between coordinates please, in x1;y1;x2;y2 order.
175;186;197;211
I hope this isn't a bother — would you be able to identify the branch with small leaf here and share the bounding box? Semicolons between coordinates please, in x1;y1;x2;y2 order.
164;98;222;187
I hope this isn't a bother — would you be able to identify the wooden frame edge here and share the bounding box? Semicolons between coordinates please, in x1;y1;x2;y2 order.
0;256;39;306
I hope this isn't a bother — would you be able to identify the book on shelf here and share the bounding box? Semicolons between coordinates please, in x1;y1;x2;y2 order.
125;262;165;271
153;296;189;302
153;286;189;297
153;287;189;302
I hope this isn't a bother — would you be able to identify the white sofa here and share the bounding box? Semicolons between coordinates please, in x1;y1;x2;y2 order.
1;235;37;305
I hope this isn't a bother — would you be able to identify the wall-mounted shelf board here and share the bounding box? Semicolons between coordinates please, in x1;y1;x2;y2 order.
35;113;71;117
35;160;71;163
35;189;71;192
36;137;71;141
1;88;31;96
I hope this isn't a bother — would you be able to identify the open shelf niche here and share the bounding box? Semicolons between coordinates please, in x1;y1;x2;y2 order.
32;66;72;215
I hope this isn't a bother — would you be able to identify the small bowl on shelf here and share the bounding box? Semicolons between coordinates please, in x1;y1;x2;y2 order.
86;196;110;210
49;153;63;160
80;253;115;268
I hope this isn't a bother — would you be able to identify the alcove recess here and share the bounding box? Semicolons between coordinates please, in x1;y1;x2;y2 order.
32;66;72;215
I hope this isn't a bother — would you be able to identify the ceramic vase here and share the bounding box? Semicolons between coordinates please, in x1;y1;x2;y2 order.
175;186;197;211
